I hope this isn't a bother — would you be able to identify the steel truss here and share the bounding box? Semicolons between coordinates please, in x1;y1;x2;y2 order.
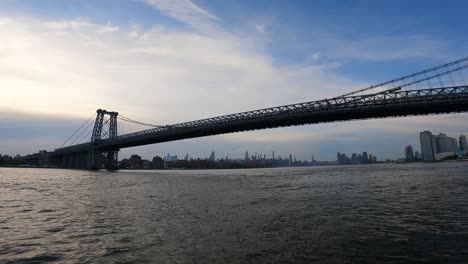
90;85;468;150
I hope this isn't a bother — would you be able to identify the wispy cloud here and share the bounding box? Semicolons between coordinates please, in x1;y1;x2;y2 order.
0;15;363;122
0;2;465;160
330;35;449;61
144;0;220;34
43;18;93;30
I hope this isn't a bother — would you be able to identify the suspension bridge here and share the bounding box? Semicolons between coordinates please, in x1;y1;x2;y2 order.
21;57;468;170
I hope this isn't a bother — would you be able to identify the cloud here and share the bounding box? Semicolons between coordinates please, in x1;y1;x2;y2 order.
255;24;265;33
0;3;466;160
330;35;448;61
144;0;220;34
0;14;363;122
0;109;89;154
0;12;366;158
43;18;93;30
264;18;458;63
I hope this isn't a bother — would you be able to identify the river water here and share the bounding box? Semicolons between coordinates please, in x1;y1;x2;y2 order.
1;163;468;263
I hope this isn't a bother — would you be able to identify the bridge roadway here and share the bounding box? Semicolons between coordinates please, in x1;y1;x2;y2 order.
54;85;468;155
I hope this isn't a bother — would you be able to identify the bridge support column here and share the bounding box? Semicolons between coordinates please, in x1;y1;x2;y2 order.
87;109;120;171
105;150;119;171
87;148;119;170
87;146;99;170
105;113;119;170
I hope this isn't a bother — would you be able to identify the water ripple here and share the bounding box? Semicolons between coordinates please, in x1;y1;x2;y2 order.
1;164;468;263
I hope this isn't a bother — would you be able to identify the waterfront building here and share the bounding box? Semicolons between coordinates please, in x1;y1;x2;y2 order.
414;151;421;160
337;151;375;165
337;152;349;165
362;152;369;163
434;133;458;154
143;160;151;168
459;135;468;154
420;131;437;161
151;156;164;169
434;152;456;161
404;145;414;161
129;154;143;168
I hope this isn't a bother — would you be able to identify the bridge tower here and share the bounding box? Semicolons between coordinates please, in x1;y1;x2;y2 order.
87;109;119;170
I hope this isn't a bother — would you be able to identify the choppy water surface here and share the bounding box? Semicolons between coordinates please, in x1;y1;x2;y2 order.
1;163;468;263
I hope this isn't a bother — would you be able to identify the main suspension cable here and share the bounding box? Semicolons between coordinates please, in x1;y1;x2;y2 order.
59;113;96;148
336;56;468;98
69;118;95;146
118;114;163;128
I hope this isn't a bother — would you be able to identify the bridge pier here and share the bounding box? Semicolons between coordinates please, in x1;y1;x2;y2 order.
57;152;88;169
18;151;49;167
86;147;119;171
105;150;119;171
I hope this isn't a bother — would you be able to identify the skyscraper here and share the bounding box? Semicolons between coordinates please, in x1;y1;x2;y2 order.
420;131;437;161
209;150;215;161
362;152;369;163
434;133;458;154
404;145;414;161
459;135;468;154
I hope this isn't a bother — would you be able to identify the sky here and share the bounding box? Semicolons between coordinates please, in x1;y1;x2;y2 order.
0;0;467;161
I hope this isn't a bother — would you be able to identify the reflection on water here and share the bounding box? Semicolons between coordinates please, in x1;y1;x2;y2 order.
1;163;468;263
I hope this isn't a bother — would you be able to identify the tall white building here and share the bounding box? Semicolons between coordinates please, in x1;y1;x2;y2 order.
420;131;437;161
459;135;468;154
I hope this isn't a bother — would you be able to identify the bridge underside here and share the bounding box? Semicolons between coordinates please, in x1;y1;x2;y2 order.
47;150;119;170
48;151;88;169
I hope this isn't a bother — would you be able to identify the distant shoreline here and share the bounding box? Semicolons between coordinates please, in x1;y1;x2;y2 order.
2;159;468;171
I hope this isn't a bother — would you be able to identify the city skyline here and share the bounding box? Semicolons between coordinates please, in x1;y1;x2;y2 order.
3;124;468;162
1;0;468;161
115;129;468;162
418;130;468;161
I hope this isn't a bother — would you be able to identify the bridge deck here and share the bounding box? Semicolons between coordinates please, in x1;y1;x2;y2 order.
65;86;468;151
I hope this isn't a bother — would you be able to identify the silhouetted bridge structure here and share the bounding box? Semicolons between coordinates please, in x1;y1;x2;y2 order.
21;57;468;170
